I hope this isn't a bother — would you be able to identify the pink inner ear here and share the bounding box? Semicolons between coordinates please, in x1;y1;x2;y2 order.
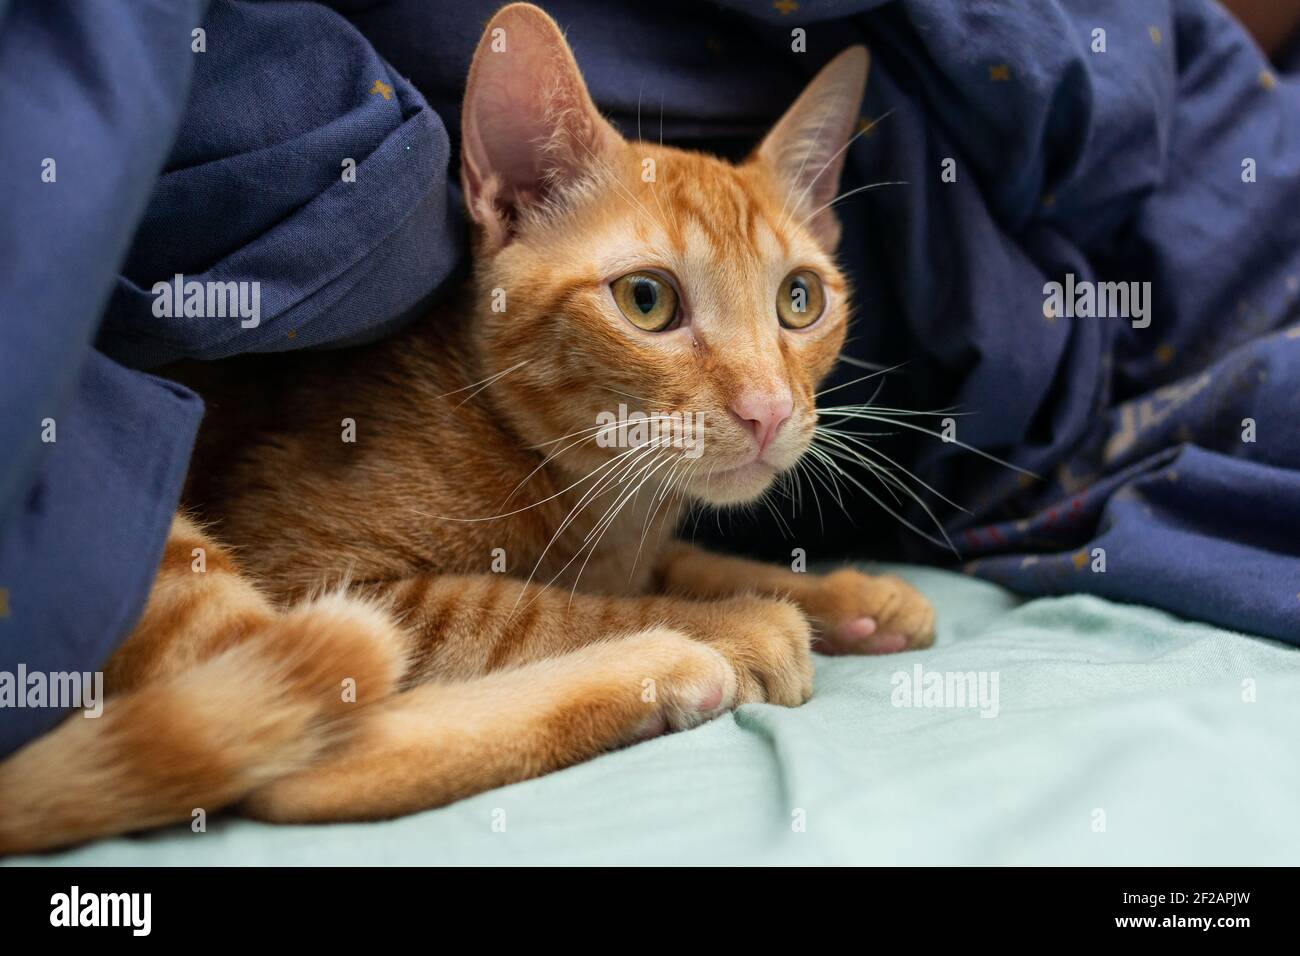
461;11;619;226
469;44;560;205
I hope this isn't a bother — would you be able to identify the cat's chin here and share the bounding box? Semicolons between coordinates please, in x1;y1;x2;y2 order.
687;460;780;506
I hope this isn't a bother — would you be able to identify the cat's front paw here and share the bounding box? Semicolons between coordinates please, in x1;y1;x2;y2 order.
802;569;935;656
702;597;814;707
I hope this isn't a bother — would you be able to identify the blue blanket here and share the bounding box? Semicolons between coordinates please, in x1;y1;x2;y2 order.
1;0;1297;757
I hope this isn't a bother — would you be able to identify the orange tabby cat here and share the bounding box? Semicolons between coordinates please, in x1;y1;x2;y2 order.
0;3;934;854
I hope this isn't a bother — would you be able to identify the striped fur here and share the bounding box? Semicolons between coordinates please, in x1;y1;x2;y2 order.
0;4;934;854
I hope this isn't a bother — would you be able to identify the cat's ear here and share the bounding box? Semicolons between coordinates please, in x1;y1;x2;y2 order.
460;3;624;249
757;46;869;252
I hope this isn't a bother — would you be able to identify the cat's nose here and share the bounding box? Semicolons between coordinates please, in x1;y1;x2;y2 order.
729;389;793;456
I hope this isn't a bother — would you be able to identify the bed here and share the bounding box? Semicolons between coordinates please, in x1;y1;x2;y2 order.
9;563;1297;866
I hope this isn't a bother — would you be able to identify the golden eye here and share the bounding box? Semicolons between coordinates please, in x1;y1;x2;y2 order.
611;272;679;332
777;269;826;329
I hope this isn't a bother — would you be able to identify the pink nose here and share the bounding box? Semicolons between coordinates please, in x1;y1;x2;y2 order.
729;389;793;455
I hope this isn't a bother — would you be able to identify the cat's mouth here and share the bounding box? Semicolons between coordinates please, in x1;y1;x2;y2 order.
688;458;781;506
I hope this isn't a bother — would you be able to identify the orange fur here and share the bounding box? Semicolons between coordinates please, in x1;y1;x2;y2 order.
0;3;934;855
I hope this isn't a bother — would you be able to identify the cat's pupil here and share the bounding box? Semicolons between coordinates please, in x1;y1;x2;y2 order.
791;278;807;305
632;279;657;314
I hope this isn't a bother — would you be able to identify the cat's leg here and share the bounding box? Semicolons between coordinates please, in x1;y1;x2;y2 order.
100;514;278;694
248;570;815;823
653;542;935;655
243;627;735;823
370;573;813;706
0;515;406;855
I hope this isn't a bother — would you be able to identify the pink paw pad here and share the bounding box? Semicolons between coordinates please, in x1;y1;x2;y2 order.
836;617;878;642
822;618;908;655
693;682;725;713
864;631;907;654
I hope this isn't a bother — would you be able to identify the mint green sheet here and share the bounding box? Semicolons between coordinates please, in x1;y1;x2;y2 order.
10;566;1300;866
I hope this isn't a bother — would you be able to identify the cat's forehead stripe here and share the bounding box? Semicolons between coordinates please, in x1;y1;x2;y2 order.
651;168;789;273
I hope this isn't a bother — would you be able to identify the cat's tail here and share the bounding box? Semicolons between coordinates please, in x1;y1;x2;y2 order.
0;522;406;856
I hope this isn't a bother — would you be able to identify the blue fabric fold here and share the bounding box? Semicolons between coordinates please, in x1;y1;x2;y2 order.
0;355;202;757
821;0;1300;643
99;0;459;365
0;0;209;756
0;0;458;756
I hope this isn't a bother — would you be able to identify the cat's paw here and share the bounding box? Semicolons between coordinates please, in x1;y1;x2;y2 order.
700;597;815;707
802;569;935;655
625;627;738;739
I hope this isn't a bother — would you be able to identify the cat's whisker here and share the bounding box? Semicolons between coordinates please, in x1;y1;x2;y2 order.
819;413;895;436
560;442;661;543
501;429;609;508
809;456;847;521
809;437;952;550
546;444;677;609
433;359;529;406
814;361;907;399
794;180;910;233
590;449;683;595
505;419;650;507
818;407;1035;476
779;458;803;519
528;421;620;449
817;432;904;507
836;353;892;372
820;440;958;554
792;456;826;531
505;440;664;621
815;407;976;549
861;374;889;411
840;446;956;552
511;405;698;511
757;485;794;538
802;444;849;511
584;446;676;548
566;477;649;604
805;443;869;530
809;381;1026;552
815;433;945;539
820;402;970;418
817;425;970;514
629;450;698;581
652;455;703;553
790;457;811;520
413;437;646;523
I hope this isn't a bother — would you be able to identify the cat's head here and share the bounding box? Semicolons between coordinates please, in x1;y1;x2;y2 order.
462;3;866;507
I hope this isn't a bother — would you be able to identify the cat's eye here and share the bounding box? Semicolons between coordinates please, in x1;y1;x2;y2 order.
777;269;826;329
611;272;679;332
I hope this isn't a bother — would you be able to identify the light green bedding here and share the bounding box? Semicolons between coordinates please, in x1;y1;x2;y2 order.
11;565;1300;866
